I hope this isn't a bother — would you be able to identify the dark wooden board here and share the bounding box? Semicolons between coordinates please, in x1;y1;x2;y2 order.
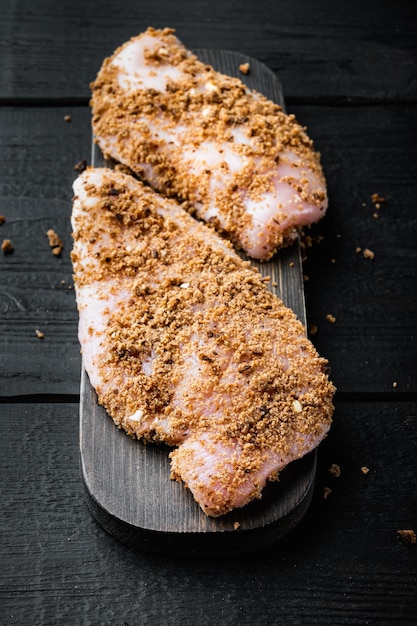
81;368;317;555
80;50;318;554
1;401;417;624
1;0;416;103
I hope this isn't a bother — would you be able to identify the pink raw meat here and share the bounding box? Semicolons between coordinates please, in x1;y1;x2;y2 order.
71;167;335;516
91;28;328;260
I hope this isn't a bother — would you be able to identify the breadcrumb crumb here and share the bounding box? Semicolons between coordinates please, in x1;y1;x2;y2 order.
323;486;332;499
325;314;336;324
371;193;385;204
74;159;88;172
328;463;341;478
238;62;250;75
0;215;5;225
35;329;45;339
46;229;64;256
2;239;13;254
397;529;416;545
361;466;369;475
363;248;375;260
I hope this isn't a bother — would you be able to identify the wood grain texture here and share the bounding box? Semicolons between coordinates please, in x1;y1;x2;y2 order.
1;401;416;624
81;50;315;554
1;0;416;103
1;103;416;396
0;107;90;395
0;1;416;622
298;103;417;394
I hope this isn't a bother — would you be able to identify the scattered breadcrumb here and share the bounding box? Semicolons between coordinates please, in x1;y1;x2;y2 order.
328;463;341;478
288;261;294;268
397;529;416;545
238;62;250;75
363;248;374;260
308;324;318;336
299;233;324;252
361;466;369;475
330;258;336;264
233;521;240;530
0;215;5;225
46;229;64;256
325;314;336;324
300;234;312;249
74;159;88;172
2;239;13;254
373;212;379;219
35;329;45;339
393;381;398;388
355;246;362;253
46;229;63;248
64;115;72;122
303;274;309;282
323;486;332;499
371;193;385;204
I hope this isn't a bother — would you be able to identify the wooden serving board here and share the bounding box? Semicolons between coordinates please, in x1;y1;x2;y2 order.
80;50;316;555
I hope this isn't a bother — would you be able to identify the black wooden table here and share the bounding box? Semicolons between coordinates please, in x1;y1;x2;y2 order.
1;1;416;623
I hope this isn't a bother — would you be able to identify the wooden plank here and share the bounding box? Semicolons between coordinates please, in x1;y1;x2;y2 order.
1;0;416;103
293;103;417;394
0;106;90;395
0;107;89;395
1;401;416;623
81;50;315;554
1;102;416;396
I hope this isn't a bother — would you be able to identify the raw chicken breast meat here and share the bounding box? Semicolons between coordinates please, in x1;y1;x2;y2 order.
71;167;335;517
91;27;328;260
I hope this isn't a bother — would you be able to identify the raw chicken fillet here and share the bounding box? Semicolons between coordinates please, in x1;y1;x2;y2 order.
71;167;335;517
91;27;328;260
